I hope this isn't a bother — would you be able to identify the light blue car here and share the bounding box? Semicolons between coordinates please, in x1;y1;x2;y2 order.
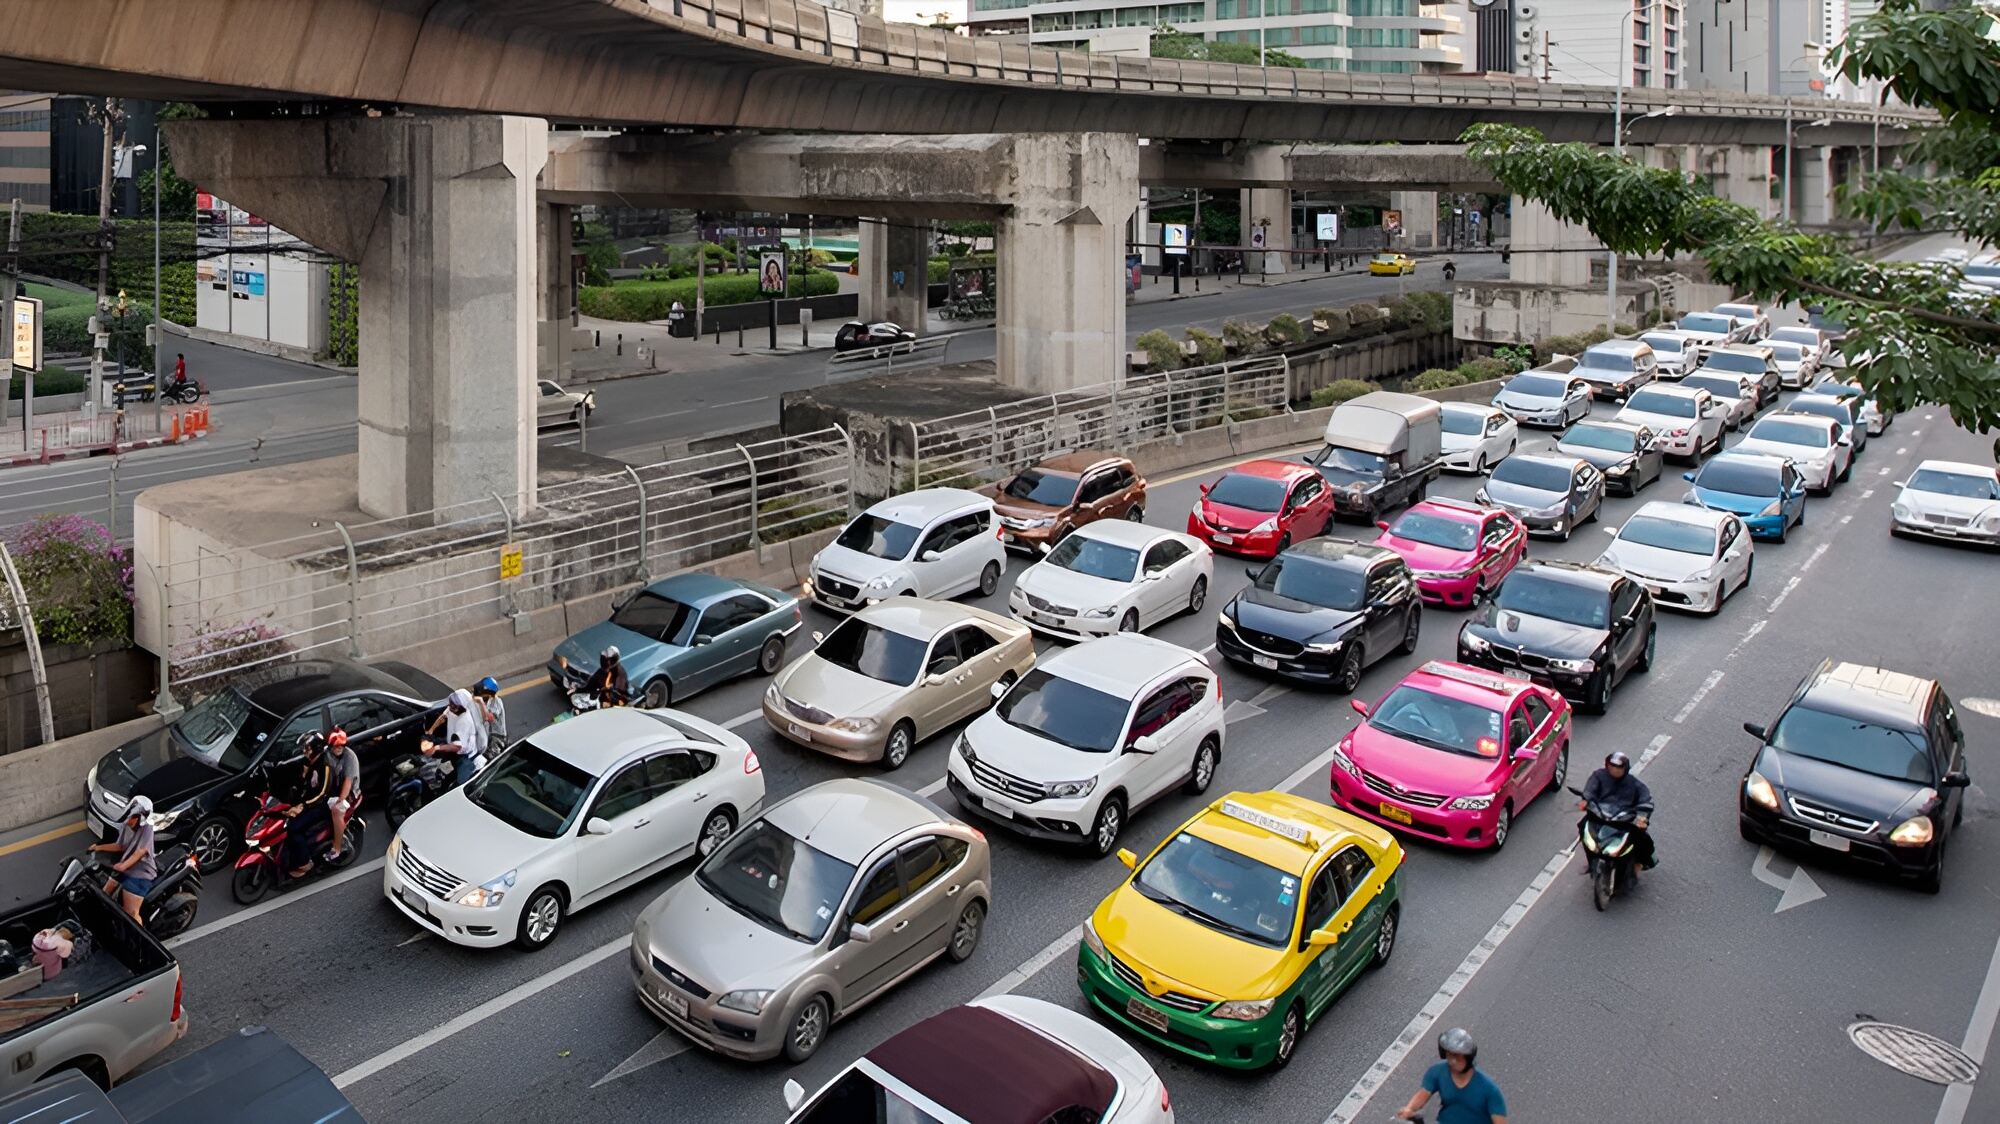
548;573;801;708
1682;453;1807;543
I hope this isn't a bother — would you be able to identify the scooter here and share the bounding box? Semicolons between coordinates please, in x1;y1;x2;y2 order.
57;846;203;940
231;790;367;905
385;752;456;830
1568;786;1641;911
164;375;205;404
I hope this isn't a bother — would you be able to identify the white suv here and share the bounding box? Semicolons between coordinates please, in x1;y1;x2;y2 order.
807;488;1007;613
947;633;1225;857
1617;384;1726;461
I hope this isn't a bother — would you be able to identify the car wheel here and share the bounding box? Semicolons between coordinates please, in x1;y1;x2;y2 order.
881;720;916;771
1125;504;1145;522
758;635;786;675
1585;670;1612;714
1396;606;1421;656
1552;743;1570;790
1838;457;1853;483
1774;515;1790;544
187;813;239;872
514;885;565;951
1472;453;1486;476
1491;803;1512;851
1275;533;1292;555
1916;843;1944;895
1370;903;1400;968
1115;608;1140;634
1087;796;1125;858
946;899;986;963
1267;1003;1304;1071
641;678;671;709
784;995;832;1064
697;808;737;858
1638;626;1656;672
1335;643;1366;694
1188;577;1207;615
1183;737;1220;796
978;561;1002;598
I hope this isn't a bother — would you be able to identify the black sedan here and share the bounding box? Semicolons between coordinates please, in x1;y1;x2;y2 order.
1554;420;1666;496
1455;561;1655;713
1215;539;1421;692
833;321;917;352
1739;660;1969;893
85;659;449;871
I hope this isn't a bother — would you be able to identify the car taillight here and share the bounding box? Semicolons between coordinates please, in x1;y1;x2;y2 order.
1161;1085;1171;1112
1214;677;1223;700
171;974;183;1022
968;826;985;843
743;748;761;775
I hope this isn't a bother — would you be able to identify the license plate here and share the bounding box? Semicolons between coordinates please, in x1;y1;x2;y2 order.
86;808;106;838
398;887;432;918
980;796;1014;821
1641;583;1663;597
1807;829;1851;852
1212;533;1234;544
1026;609;1054;625
787;722;812;742
1378;802;1413;825
1252;655;1279;670
658;986;689;1020
1126;997;1170;1032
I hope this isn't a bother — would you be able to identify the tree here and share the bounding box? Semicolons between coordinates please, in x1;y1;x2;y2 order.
1461;0;2000;454
1150;26;1306;68
577;221;621;286
139;102;203;220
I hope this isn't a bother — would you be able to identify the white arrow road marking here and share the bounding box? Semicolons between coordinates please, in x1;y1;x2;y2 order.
592;1027;693;1088
1224;682;1291;723
1751;845;1827;913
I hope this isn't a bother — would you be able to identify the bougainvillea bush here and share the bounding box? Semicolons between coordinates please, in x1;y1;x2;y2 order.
5;515;134;646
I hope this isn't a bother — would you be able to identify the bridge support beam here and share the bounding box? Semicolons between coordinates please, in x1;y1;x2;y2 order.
860;218;930;334
995;133;1140;392
539;202;576;385
1390;191;1438;250
1240;188;1292;275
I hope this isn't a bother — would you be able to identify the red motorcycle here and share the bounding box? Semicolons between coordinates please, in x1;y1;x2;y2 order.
231;787;367;905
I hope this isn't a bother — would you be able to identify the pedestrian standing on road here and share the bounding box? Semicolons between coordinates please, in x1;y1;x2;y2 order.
1396;1028;1507;1124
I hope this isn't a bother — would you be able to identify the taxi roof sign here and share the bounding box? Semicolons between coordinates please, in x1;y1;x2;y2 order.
1220;799;1316;845
1419;660;1529;694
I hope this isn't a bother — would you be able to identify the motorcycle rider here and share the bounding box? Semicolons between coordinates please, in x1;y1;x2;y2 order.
284;733;334;879
324;729;361;862
1579;750;1657;870
586;646;630;708
473;676;507;749
1442;258;1458;281
89;795;158;924
422;688;488;785
1396;1028;1508;1124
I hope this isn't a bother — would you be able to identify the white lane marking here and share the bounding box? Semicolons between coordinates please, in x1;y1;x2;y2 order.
1935;920;2000;1123
1673;672;1725;724
721;709;760;730
1769;578;1802;612
1798;542;1831;573
918;776;947;798
977;923;1086;1001
1279;747;1339;797
1879;466;1892;476
1729;619;1768;656
1750;845;1827;913
166;859;387;949
1199;642;1217;656
1635;733;1672;771
396;931;430;948
592;1028;693;1088
1911;430;1923;439
1897;447;1909;456
1861;489;1875;499
1840;514;1853;525
333;935;628;1089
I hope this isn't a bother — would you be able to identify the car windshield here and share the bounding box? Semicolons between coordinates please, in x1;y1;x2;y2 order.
1494;572;1609;629
814;618;926;687
1387;511;1478;552
464;741;593;839
996;668;1129;753
1626;389;1697;418
1704;351;1766;375
1562;424;1636;454
1491;458;1573;493
1750;418;1828;447
1770;328;1819;347
1441;409;1484;436
791;1069;951;1124
1716;305;1759;319
1770;705;1934;785
1618;515;1717;556
1767;342;1806;361
1255;553;1367;609
1046;535;1140;583
1504;373;1566;398
1696;458;1781;497
1133;831;1296;948
1373;254;1399;264
1207;472;1287;512
1789;399;1851;426
1679;375;1741;401
1579;348;1637;372
1313;446;1389;483
1002;468;1080;507
171;689;280;773
835;514;922;561
1908;469;2000;499
695;818;858;943
1368;685;1506;759
609;592;696;645
1642;334;1685;353
1680;314;1733;333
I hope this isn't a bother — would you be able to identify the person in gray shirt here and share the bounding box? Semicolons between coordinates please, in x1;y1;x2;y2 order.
90;795;158;924
325;730;362;860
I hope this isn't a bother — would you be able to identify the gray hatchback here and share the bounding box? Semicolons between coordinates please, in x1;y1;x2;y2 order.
630;778;992;1063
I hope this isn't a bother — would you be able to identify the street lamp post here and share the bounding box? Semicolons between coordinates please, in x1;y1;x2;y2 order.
1781;43;1824;225
1612;3;1679;337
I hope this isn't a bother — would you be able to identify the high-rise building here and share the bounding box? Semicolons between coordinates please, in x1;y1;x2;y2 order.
1456;1;1684;87
963;0;1463;74
0;93;52;212
0;94;161;216
1683;0;1858;98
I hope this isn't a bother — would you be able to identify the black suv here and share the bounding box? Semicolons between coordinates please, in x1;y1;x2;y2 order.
1216;539;1421;692
1739;661;1969;893
1455;561;1656;713
85;659;450;871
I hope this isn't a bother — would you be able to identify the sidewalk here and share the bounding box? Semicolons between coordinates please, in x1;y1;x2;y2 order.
0;403;211;467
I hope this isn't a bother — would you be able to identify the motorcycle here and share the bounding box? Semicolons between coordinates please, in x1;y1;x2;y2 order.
231;789;367;905
57;846;202;940
165;376;205;404
385;752;457;830
1441;261;1457;281
832;321;916;353
1568;785;1641;911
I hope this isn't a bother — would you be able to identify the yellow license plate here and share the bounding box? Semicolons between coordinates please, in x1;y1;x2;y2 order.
1378;802;1413;825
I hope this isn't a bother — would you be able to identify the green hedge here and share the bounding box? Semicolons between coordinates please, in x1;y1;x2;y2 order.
1134;329;1181;373
1455;356;1512;383
4;369;84;400
21;213;197;325
1309;379;1380;407
578;270;842;322
42;302;153;369
1411;368;1466;391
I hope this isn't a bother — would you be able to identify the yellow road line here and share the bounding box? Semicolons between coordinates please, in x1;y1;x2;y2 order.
0;819;89;857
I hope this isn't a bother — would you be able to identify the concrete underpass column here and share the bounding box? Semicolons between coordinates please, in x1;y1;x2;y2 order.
1508;196;1596;289
995;133;1140;392
1390;191;1437;251
860;219;930;333
1240;188;1291;274
538;202;574;385
1795;147;1834;226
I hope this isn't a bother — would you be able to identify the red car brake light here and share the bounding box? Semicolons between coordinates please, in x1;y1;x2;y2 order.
171;973;183;1022
744;748;762;775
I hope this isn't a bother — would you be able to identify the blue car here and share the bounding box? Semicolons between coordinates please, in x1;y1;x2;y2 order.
549;573;802;708
1683;453;1807;542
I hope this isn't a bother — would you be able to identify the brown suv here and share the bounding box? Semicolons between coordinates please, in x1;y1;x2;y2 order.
989;451;1147;552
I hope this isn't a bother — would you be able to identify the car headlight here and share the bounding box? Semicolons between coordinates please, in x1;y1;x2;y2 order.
1605;460;1632;475
716;989;774;1014
801;576;815;597
1218;607;1237;630
1047;776;1098;799
1330;743;1362;777
1667;428;1689;438
1459;631;1490;651
1759;500;1785;518
1534;501;1566;517
1982;513;2000;532
387;834;404;864
765;683;782;704
865;573;896;590
1449;794;1495;811
458;869;518;908
1548;656;1595;673
1305;636;1347;654
1743;772;1780;810
87;763;99;791
148;806;184;831
954;733;976;767
1253;517;1278;534
1189;501;1206;522
828;716;880;733
1212;997;1278;1022
1081;918;1108;960
1888;816;1934;846
1082;606;1117;619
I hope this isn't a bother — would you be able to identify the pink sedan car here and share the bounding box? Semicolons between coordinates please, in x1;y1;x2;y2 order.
1329;660;1572;850
1373;498;1528;609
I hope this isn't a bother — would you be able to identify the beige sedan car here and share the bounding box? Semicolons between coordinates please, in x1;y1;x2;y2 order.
536;378;595;428
763;597;1035;770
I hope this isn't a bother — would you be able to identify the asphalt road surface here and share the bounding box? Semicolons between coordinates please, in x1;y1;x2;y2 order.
8;375;1997;1124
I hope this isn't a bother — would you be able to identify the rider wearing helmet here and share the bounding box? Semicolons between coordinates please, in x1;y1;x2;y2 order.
284;732;334;878
586;646;629;708
1397;1028;1508;1123
89;794;159;924
472;676;507;749
1580;750;1657;869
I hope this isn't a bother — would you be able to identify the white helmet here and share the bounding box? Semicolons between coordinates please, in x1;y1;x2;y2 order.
123;795;154;821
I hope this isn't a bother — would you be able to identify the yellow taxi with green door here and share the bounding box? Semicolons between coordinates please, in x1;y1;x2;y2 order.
1076;791;1405;1071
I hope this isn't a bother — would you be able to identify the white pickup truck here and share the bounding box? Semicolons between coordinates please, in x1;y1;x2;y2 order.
0;861;187;1094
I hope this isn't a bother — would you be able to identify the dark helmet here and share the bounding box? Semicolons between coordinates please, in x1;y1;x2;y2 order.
1605;751;1632;770
1438;1027;1477;1063
299;731;327;755
601;645;621;662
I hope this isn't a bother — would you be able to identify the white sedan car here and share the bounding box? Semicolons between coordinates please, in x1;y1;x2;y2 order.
1768;341;1818;390
1768;325;1832;367
536;379;596;428
1598;502;1754;616
1439;402;1519;474
1890;460;2000;546
1009;521;1213;638
1493;370;1593;428
1713;302;1772;340
384;707;764;950
1734;412;1852;493
1616;385;1725;461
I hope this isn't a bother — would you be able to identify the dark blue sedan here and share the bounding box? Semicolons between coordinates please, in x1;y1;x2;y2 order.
549;573;802;708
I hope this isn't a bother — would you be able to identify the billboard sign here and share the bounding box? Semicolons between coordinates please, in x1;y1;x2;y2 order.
1315;212;1339;241
9;295;41;373
758;250;787;294
1383;209;1404;238
1162;223;1189;256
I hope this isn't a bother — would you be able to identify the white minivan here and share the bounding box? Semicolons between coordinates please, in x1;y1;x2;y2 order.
807;488;1008;612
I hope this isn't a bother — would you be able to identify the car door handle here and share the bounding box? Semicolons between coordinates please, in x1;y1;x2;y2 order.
690;792;708;803
633;818;652;828
945;883;962;897
891;920;910;933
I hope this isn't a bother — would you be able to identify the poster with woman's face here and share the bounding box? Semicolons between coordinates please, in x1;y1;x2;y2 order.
760;251;786;294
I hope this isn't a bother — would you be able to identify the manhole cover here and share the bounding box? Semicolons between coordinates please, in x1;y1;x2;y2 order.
1962;697;2000;720
1848;1022;1980;1085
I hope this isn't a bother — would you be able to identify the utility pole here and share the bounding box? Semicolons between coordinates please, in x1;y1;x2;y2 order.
2;198;17;433
88;97;122;421
1541;32;1553;82
152;123;163;430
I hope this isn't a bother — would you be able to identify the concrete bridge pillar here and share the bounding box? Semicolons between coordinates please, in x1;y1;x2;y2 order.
1792;147;1835;226
170;115;547;519
860;218;930;333
538;202;575;386
1507;196;1599;289
995;133;1141;392
1240;188;1292;274
1390;191;1438;250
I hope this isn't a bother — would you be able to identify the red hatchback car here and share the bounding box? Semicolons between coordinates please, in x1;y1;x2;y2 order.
1372;498;1529;609
1188;459;1335;558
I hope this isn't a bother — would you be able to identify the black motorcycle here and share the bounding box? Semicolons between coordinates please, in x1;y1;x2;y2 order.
59;845;202;940
385;752;457;830
833;321;916;353
1568;786;1641;911
1442;261;1457;281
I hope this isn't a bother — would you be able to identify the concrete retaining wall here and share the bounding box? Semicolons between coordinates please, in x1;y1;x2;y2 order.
1;639;154;756
0;713;164;833
1285;329;1460;397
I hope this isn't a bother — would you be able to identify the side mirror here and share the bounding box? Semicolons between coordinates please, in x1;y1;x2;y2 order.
584;816;613;836
1601;525;1619;536
1612;618;1632;635
1199;482;1212;495
1742;721;1768;741
925;672;949;687
921;549;942;563
1682;471;1697;483
611;590;635;612
1306;927;1340;948
1837;436;1852;448
1245;565;1264;580
848;922;875;944
990;680;1009;700
1116;848;1138;870
1891;481;1905;490
1943;771;1972;789
1350;698;1371;719
1142;571;1164;582
1374;521;1391;533
811;630;824;644
784;1079;806;1112
1514;746;1540;763
1131;734;1161;755
693;635;713;646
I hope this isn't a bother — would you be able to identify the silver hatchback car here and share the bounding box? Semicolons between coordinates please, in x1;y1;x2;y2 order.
630;778;992;1064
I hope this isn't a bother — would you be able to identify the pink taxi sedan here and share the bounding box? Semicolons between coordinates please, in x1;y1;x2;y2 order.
1372;498;1528;609
1329;660;1572;850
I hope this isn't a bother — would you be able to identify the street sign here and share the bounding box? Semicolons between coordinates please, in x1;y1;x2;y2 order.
1469;211;1482;226
1250;226;1266;250
499;543;524;581
1383;209;1404;238
1315;212;1339;241
1162;223;1189;256
758;250;787;295
10;295;41;372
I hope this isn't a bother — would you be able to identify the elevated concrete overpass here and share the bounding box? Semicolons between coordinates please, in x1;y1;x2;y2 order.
10;0;1920;146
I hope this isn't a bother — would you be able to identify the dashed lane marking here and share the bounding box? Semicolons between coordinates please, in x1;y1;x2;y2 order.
977;923;1086;1002
1673;672;1725;724
1769;578;1803;612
